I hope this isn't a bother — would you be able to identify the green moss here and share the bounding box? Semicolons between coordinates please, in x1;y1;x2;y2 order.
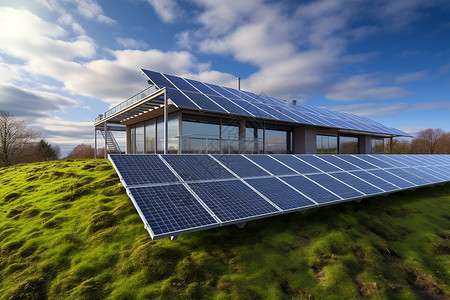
0;160;449;299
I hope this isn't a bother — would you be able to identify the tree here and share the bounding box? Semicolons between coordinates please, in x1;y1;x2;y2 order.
66;144;95;158
0;111;39;167
34;139;60;161
411;128;445;154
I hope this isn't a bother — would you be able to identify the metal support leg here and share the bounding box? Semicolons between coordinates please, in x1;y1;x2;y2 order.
94;128;97;158
390;137;393;154
164;89;168;154
104;122;107;159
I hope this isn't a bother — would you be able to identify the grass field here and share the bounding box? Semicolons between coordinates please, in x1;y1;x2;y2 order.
0;159;449;299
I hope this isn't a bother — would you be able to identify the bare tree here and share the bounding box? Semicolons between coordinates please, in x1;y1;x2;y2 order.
411;128;445;154
66;144;95;158
0;111;40;167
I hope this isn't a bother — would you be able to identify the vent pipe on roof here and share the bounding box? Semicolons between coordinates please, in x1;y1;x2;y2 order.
237;77;241;90
292;100;297;105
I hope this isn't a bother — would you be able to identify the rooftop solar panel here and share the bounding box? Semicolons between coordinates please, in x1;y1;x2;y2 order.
317;156;361;171
109;154;450;240
141;69;411;137
337;155;379;170
189;179;279;223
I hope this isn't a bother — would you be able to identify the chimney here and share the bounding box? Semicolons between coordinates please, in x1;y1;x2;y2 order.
292;100;297;105
237;77;241;90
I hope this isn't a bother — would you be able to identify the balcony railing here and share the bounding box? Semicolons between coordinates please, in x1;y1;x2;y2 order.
95;85;160;122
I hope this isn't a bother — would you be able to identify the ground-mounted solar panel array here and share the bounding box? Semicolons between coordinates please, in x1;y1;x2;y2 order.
109;154;450;240
141;69;409;137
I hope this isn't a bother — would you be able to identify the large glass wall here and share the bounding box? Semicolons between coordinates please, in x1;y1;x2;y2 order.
181;114;220;154
245;122;264;154
221;119;239;154
339;135;359;154
265;129;288;154
145;120;156;153
130;113;178;154
316;135;337;154
371;137;384;154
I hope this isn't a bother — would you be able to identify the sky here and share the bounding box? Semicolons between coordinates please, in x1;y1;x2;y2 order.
0;0;450;156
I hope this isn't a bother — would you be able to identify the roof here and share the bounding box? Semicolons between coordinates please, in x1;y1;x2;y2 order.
142;69;411;137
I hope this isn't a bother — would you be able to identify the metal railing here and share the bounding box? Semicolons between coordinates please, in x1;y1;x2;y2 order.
95;85;160;122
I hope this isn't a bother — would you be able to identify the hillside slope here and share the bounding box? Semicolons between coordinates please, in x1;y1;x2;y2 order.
0;159;449;299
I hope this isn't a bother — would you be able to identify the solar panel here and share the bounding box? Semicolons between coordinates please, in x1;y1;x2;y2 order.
162;155;235;181
306;173;364;199
189;179;279;223
131;184;218;239
141;70;412;137
270;155;321;174
109;154;179;186
213;155;270;178
245;155;296;175
244;177;316;211
109;154;450;240
329;172;384;195
282;175;341;204
295;155;341;172
317;156;361;171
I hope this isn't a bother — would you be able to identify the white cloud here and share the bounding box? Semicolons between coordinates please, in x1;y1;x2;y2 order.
326;74;412;101
115;37;149;49
395;70;429;83
146;0;181;23
396;126;427;135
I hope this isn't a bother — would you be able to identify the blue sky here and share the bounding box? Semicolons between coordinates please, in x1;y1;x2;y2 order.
0;0;449;155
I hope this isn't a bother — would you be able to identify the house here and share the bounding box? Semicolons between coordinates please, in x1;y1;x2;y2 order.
94;69;410;157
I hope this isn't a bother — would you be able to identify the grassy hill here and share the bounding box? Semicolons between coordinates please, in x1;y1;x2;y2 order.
0;159;449;299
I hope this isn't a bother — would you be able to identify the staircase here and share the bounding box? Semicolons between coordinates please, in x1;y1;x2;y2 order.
99;129;122;154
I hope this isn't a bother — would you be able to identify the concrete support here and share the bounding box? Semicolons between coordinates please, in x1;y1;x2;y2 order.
359;136;371;154
293;126;316;154
163;90;168;154
235;222;247;229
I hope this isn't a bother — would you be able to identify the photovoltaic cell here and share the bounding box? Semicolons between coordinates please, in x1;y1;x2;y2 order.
384;168;429;186
358;155;395;169
131;184;218;238
182;91;228;113
295;155;341;172
349;170;398;192
368;169;415;189
306;173;364;199
317;156;361;171
245;177;316;210
110;154;179;186
402;168;442;183
373;155;409;167
417;167;449;180
162;155;235;181
329;172;384;195
337;155;378;170
189;179;279;223
282;175;341;204
213;155;270;178
167;88;199;109
245;155;297;175
270;155;321;174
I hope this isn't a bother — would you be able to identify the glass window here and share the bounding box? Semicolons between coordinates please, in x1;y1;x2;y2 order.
145;120;156;153
371;137;384;154
135;124;145;154
221;122;239;154
316;135;337;154
265;129;287;154
339;135;359;154
156;114;179;154
156;116;164;154
181;120;220;154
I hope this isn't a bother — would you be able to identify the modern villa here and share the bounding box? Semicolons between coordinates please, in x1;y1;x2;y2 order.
93;69;410;157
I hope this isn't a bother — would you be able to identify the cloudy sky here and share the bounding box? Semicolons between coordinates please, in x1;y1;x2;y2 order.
1;0;450;155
